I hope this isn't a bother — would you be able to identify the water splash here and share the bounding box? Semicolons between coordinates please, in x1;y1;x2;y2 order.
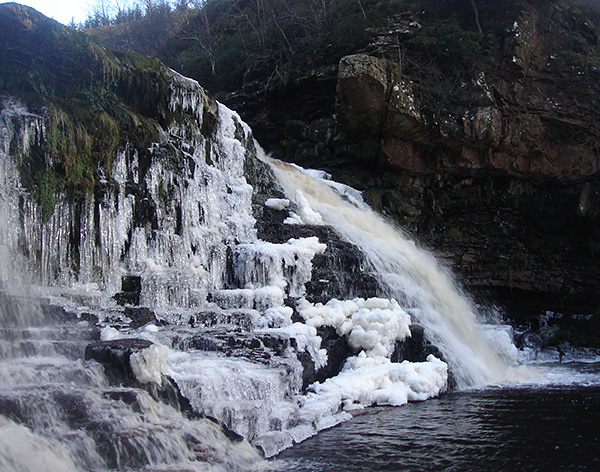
265;156;512;389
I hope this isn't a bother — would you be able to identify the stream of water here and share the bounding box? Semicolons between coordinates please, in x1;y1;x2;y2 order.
266;158;517;389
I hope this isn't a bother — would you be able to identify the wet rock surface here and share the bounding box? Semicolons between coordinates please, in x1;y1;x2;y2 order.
85;338;154;383
256;205;384;303
392;324;444;364
85;338;196;414
313;326;350;382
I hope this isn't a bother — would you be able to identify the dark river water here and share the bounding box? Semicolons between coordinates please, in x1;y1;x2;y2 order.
274;361;600;472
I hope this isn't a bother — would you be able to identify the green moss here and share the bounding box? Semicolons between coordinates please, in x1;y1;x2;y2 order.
20;75;164;217
12;48;167;215
34;168;63;221
0;5;179;213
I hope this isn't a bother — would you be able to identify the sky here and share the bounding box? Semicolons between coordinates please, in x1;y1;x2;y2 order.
7;0;91;25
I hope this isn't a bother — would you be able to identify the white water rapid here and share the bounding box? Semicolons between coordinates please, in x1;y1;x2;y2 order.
265;157;516;389
0;288;266;471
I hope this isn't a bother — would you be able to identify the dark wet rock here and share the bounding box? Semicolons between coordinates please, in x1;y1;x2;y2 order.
208;0;600;319
170;329;293;363
256;218;384;303
0;394;24;426
124;306;158;329
315;326;350;382
503;294;600;350
243;142;283;204
518;332;544;350
336;54;390;149
253;204;290;237
296;350;317;391
392;324;444;363
114;276;142;306
85;338;153;384
294;326;351;391
187;309;257;331
85;338;196;414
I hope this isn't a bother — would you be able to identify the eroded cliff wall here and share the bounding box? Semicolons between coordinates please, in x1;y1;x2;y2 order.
224;0;600;319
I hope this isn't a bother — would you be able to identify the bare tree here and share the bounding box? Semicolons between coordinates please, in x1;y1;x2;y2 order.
90;0;116;24
470;0;483;36
181;9;219;74
357;0;367;21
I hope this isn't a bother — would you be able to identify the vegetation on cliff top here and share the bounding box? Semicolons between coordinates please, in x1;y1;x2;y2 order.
82;0;501;93
81;0;600;101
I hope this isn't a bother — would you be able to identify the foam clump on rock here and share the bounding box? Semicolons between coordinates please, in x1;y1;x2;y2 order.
284;190;323;225
298;297;412;356
295;296;448;412
130;344;169;385
312;353;447;411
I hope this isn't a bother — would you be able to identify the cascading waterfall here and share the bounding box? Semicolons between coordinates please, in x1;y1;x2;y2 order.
0;263;265;471
265;157;516;389
1;59;516;468
0;98;267;470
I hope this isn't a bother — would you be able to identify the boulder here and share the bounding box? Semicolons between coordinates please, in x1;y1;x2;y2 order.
336;54;390;143
85;338;154;384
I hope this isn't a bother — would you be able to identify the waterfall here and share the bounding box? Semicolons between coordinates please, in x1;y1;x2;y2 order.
265;157;515;389
0;60;515;466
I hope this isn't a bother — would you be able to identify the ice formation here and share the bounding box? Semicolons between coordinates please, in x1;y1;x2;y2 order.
295;297;446;411
232;237;327;298
284;190;324;225
312;353;447;410
298;297;412;356
265;198;290;211
130;343;169;385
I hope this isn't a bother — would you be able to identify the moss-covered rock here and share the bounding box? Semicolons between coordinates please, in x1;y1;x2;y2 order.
0;3;178;214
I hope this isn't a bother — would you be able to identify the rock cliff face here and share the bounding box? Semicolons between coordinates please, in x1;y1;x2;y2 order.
224;0;600;319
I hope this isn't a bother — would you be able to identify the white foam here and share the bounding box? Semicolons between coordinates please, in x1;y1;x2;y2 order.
267;322;328;369
310;353;448;410
287;236;327;254
267;157;513;389
265;198;290;210
262;306;294;328
100;326;123;341
284;190;323;225
298;297;412;357
130;343;169;385
484;324;519;365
